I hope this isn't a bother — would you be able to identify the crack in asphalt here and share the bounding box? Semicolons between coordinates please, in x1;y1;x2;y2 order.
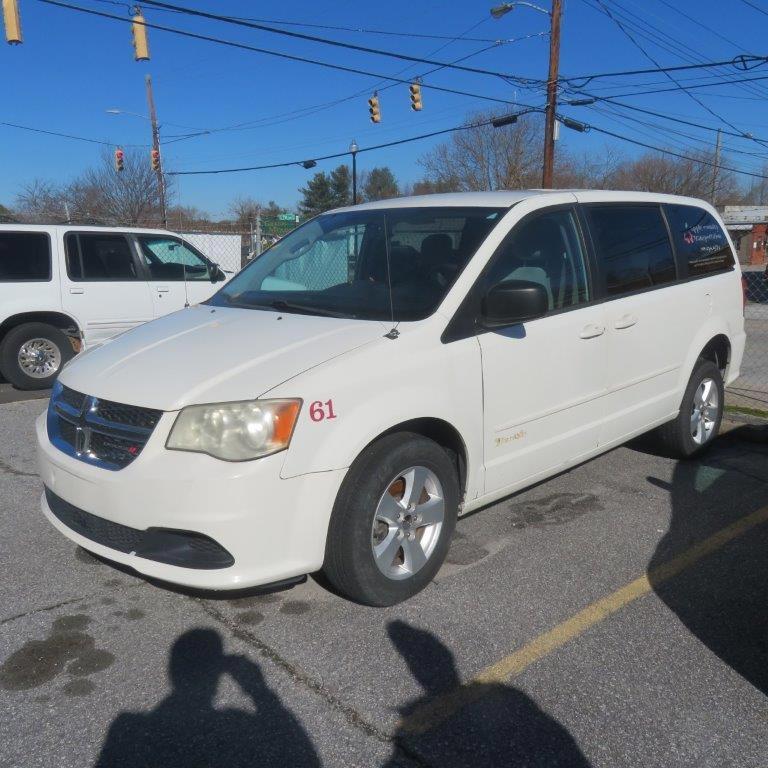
0;458;37;478
196;598;431;768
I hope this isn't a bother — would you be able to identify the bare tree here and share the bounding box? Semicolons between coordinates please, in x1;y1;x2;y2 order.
418;113;543;192
69;148;165;225
15;179;69;222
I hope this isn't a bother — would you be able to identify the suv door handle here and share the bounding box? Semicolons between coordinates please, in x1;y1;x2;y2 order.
156;286;170;293
69;288;84;295
579;324;605;339
614;314;638;330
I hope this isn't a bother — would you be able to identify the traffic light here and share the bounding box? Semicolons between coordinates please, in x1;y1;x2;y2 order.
150;148;161;171
368;94;381;124
2;0;22;45
114;148;125;172
409;82;423;111
132;7;150;61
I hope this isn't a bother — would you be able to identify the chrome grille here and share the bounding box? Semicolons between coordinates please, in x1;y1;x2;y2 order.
47;382;162;471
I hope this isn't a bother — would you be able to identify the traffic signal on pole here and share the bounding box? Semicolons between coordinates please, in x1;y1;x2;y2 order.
2;0;22;44
368;94;381;124
114;148;125;172
409;82;423;111
151;148;161;171
132;7;150;61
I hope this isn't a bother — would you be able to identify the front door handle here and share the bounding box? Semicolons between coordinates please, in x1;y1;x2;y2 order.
69;288;84;295
614;314;638;330
579;324;605;339
156;286;170;294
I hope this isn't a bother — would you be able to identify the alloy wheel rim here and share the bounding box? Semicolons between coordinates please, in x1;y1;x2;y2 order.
371;466;445;581
17;338;61;379
691;377;719;445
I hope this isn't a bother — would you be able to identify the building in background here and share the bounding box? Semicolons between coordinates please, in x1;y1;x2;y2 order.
721;206;768;267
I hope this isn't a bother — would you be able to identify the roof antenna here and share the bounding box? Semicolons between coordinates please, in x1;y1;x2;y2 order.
382;212;399;340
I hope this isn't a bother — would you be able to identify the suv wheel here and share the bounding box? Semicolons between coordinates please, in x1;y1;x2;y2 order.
0;323;74;390
656;358;724;458
323;432;459;606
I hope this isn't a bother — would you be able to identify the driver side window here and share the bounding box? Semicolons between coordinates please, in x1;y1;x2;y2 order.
486;208;590;312
137;236;211;281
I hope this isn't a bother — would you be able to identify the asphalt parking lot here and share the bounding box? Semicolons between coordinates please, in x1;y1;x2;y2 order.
1;396;767;767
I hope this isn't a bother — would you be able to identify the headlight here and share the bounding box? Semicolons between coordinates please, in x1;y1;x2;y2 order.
166;399;301;461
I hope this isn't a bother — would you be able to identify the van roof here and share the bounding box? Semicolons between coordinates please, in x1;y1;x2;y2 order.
336;189;714;212
0;223;174;235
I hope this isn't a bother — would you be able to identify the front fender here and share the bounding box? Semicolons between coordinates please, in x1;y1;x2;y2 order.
269;331;485;503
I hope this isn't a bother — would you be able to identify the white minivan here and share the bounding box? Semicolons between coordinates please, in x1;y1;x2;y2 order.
0;224;229;389
36;191;746;605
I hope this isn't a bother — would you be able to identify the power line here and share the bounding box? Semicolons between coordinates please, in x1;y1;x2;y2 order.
739;0;768;17
38;0;529;106
559;111;768;180
168;110;540;175
132;0;545;86
0;119;145;147
586;0;768;149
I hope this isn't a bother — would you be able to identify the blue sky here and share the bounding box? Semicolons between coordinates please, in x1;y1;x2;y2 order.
3;0;768;217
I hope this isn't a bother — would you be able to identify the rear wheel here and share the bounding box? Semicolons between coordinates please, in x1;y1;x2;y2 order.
656;358;724;458
0;322;73;390
323;432;459;606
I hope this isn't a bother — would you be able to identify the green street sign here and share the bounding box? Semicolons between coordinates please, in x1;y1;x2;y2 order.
278;213;297;222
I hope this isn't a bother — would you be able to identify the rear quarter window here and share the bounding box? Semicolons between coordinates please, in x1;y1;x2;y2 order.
0;232;51;281
664;205;734;277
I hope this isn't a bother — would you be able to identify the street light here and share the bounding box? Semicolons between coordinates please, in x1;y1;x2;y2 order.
350;140;359;205
490;1;550;18
491;0;562;189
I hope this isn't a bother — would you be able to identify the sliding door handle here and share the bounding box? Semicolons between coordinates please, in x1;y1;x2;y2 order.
579;324;605;339
614;314;638;330
69;287;84;295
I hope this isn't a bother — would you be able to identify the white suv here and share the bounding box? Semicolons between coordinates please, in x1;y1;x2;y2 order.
36;191;746;605
0;225;229;389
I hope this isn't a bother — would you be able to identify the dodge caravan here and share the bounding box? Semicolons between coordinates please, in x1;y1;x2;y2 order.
36;191;746;605
0;225;230;389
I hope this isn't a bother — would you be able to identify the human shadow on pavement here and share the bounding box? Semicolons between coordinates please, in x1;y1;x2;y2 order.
94;628;320;767
645;426;768;695
383;620;591;768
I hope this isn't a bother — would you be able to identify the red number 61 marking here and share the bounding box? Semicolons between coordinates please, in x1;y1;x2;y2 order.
309;399;338;422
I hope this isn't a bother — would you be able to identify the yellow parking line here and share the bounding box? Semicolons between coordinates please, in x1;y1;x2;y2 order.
401;503;768;735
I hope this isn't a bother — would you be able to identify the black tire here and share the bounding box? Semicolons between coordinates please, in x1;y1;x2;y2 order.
655;358;724;459
0;322;73;390
323;432;459;606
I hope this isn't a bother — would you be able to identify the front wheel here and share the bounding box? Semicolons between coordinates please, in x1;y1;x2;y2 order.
0;322;74;390
655;358;724;458
323;432;459;606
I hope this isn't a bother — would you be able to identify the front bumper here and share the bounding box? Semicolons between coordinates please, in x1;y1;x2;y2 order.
36;412;346;590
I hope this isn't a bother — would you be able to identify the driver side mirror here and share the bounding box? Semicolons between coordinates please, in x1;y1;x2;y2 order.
211;265;227;283
480;279;549;328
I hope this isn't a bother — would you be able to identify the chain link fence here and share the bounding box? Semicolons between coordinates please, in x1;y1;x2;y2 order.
728;265;768;419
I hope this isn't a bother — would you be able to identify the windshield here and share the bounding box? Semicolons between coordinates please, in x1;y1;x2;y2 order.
206;207;505;321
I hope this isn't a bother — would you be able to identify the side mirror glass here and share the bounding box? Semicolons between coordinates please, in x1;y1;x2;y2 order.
481;279;549;328
211;265;226;283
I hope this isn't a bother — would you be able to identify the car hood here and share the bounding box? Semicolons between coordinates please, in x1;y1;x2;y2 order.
60;305;386;411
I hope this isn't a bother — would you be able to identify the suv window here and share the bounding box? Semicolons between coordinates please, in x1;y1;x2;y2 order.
136;235;211;281
587;205;676;296
664;204;734;277
0;232;51;281
485;208;590;312
65;233;139;281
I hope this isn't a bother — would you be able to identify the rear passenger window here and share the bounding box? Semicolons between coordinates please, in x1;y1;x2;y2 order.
0;232;51;281
65;233;138;281
664;205;734;277
486;208;590;312
587;206;676;296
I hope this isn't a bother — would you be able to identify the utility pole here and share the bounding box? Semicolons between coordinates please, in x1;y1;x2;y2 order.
710;128;722;205
145;74;167;229
542;0;562;189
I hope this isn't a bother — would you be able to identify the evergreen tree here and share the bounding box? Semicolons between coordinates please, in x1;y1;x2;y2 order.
298;172;335;217
329;165;352;208
363;167;399;201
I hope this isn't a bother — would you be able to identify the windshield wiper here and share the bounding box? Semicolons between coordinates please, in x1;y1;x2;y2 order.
269;300;350;318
